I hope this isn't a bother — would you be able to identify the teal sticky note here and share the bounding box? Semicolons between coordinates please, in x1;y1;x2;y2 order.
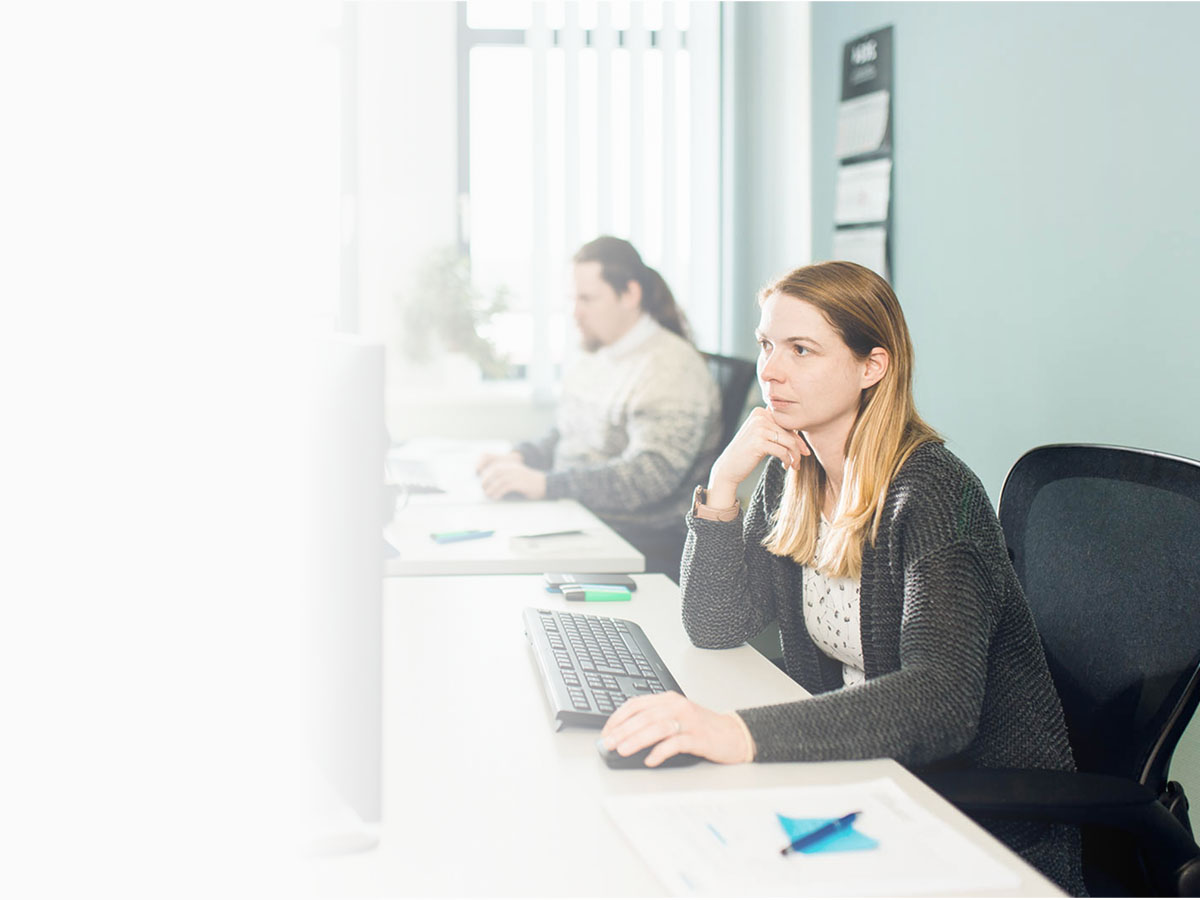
776;814;878;854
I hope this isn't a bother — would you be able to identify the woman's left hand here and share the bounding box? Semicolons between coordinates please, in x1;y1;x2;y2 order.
599;691;753;766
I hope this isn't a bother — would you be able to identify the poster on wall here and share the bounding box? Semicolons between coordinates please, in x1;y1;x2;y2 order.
833;26;894;282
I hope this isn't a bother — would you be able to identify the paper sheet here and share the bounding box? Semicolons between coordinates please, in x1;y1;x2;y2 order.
387;437;509;502
836;89;890;159
604;777;1022;897
832;226;889;280
835;158;892;225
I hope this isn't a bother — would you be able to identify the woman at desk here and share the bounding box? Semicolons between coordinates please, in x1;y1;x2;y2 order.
600;261;1083;895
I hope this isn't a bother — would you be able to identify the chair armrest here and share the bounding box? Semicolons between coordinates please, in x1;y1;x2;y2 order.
920;769;1200;896
919;769;1155;822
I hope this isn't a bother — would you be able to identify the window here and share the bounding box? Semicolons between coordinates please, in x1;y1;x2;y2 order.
458;1;720;396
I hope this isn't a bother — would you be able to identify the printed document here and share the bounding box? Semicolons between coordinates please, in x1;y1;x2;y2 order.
604;777;1022;896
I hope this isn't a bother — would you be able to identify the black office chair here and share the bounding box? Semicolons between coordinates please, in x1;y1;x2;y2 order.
702;352;757;450
921;443;1200;896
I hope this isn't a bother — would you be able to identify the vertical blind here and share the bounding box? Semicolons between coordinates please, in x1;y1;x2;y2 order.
461;1;721;396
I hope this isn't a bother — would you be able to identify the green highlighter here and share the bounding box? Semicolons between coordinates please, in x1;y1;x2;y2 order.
561;584;632;602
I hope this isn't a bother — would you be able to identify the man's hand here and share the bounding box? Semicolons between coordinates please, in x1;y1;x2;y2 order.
474;450;522;475
477;457;548;500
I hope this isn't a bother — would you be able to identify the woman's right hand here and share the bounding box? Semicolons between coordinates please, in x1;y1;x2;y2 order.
705;408;809;507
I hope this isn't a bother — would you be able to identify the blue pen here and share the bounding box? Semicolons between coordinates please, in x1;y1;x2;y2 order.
779;811;861;856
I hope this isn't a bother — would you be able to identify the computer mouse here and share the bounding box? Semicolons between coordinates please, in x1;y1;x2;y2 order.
596;737;704;769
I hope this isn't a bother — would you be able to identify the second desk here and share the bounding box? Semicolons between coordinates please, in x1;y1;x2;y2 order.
385;496;644;576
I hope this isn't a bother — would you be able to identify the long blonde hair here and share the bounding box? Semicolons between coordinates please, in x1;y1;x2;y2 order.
761;261;940;579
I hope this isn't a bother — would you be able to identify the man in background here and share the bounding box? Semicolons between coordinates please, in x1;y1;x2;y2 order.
475;236;721;583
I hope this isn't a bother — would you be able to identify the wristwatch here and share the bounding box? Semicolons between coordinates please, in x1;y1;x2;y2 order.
691;485;741;522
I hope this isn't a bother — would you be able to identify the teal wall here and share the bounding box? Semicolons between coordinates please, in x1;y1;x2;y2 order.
722;2;812;358
812;2;1200;503
811;0;1200;809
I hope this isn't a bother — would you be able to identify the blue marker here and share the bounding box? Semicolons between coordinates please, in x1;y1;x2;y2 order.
779;811;860;856
430;529;495;544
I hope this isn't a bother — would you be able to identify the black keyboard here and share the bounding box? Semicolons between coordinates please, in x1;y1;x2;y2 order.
384;458;445;494
523;607;683;730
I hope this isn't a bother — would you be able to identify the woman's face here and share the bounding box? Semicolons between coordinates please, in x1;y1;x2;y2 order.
755;292;881;442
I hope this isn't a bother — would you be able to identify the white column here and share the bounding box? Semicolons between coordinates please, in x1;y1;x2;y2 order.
688;1;722;352
594;3;616;234
627;2;646;251
529;4;553;400
562;3;583;255
659;2;680;294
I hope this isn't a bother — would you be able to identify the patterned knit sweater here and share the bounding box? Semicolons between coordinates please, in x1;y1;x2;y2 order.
516;315;721;532
680;441;1085;895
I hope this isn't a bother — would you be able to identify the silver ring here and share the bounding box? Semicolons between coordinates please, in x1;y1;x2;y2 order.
773;430;779;443
669;719;682;735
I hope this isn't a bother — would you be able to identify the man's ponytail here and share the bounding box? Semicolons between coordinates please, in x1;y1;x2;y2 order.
573;236;692;342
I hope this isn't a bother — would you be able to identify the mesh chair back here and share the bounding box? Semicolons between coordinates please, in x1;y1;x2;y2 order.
998;444;1200;792
702;352;757;450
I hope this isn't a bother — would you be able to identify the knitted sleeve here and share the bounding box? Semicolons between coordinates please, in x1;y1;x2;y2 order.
542;358;716;513
514;428;560;471
678;461;786;647
737;539;1002;767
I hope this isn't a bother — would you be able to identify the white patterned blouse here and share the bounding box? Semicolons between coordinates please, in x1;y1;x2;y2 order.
801;520;865;687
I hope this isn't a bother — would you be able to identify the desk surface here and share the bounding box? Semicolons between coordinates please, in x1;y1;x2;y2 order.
385;497;645;576
309;574;1063;897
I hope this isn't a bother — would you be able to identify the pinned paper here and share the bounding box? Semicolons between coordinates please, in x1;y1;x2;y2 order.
836;89;890;159
835;159;892;225
832;226;888;280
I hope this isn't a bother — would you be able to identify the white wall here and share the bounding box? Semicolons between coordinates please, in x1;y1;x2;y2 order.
354;2;458;346
6;3;341;892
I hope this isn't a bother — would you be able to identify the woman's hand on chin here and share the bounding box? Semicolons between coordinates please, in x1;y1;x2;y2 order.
706;408;809;507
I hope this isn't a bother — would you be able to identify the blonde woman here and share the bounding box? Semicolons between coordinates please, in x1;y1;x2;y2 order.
600;261;1083;894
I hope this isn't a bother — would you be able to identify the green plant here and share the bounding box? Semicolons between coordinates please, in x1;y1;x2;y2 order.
395;247;511;379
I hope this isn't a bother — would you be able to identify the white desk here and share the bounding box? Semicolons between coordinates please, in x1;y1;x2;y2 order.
384;497;645;576
308;575;1064;897
386;437;505;504
385;437;645;576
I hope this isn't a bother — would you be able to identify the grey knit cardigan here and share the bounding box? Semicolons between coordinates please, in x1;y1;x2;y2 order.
680;441;1085;895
